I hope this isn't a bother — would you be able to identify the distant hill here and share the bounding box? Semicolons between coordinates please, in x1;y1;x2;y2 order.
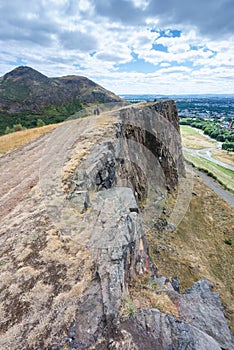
0;66;124;135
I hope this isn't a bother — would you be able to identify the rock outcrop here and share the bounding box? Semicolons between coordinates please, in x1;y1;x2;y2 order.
0;101;233;350
118;278;233;350
57;101;232;349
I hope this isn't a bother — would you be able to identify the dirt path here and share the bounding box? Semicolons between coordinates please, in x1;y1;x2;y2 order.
184;147;234;172
0;110;117;225
0;118;96;221
0;133;49;219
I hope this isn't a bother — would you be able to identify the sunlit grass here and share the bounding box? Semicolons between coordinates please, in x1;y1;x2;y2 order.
183;149;234;192
211;149;234;167
0;124;57;154
180;125;217;149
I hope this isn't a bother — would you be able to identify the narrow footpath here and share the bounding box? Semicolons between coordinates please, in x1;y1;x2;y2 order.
194;167;234;208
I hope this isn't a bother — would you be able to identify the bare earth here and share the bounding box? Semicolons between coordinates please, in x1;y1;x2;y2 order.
0;115;112;221
0;133;48;219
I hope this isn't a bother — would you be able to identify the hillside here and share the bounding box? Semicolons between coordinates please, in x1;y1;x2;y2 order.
0;66;124;134
0;101;233;349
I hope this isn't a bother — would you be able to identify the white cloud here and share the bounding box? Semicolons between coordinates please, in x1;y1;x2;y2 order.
0;0;233;94
132;0;150;10
160;62;170;67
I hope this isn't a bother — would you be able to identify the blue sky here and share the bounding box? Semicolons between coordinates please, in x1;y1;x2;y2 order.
0;0;233;95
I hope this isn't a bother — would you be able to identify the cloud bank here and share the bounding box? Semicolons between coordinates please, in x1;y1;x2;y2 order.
0;0;233;94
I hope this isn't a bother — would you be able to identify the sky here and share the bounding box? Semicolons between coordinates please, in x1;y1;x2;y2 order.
0;0;233;95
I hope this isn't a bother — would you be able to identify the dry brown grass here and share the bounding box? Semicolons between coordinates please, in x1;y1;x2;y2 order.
0;202;94;350
0;124;57;154
147;174;234;331
180;125;217;149
62;112;117;188
129;286;180;318
211;149;234;167
121;270;180;319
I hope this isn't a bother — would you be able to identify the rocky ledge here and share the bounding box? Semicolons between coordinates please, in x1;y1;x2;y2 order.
0;101;233;350
57;101;233;349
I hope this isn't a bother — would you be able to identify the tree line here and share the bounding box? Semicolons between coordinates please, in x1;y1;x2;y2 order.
0;97;83;136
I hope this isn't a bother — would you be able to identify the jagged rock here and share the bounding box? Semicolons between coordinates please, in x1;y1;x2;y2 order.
179;279;234;349
171;276;180;293
68;191;90;213
117;278;234;350
117;102;185;192
121;308;223;350
95;159;116;189
71;187;150;348
68;142;116;192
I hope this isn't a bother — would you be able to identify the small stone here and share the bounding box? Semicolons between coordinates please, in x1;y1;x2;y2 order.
171;276;180;293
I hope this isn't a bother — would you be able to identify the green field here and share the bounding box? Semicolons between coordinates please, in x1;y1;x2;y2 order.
180;125;234;192
183;149;234;192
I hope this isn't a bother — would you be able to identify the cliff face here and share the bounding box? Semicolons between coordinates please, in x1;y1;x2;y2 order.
61;101;232;349
0;101;233;350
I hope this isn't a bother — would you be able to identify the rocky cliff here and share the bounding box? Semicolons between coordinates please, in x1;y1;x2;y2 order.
0;101;233;349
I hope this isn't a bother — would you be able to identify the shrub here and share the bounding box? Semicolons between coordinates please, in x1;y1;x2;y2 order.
13;124;24;132
37;119;45;127
224;239;232;246
121;298;138;320
222;142;234;152
5;126;13;134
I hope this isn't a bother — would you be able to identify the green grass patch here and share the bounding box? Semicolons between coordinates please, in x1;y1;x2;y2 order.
183;149;234;193
180;125;201;136
121;298;138;320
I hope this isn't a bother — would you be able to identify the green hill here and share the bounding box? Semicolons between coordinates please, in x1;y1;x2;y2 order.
0;66;123;134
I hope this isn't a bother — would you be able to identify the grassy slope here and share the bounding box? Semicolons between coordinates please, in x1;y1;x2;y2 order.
181;125;234;192
180;125;217;149
212;148;234;167
147;174;234;332
0;124;57;154
183;150;234;192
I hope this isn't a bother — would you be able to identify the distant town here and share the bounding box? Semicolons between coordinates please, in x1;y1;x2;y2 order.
175;97;234;131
